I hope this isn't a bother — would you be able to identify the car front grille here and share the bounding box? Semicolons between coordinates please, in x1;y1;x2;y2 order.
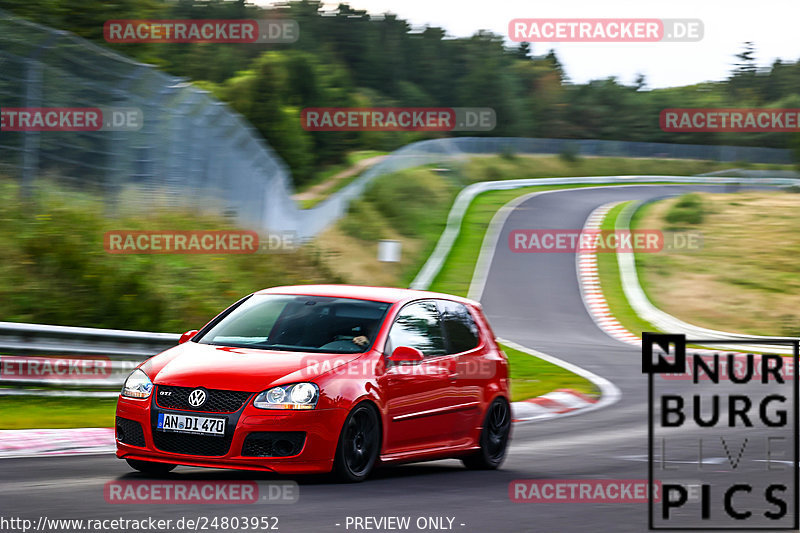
155;385;252;413
241;432;306;457
116;417;146;447
152;430;233;457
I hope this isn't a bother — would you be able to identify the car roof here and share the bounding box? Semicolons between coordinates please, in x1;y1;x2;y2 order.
254;284;480;307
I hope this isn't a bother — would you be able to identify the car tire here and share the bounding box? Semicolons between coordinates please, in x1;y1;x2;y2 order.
462;397;511;470
126;458;177;475
332;402;381;482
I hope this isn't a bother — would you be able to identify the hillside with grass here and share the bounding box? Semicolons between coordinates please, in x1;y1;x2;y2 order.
633;190;800;337
0;179;339;333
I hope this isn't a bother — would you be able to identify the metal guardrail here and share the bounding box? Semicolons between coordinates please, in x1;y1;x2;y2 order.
0;321;178;391
0;321;179;357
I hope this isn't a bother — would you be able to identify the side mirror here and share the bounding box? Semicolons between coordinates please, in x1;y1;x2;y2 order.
389;346;424;364
179;330;199;344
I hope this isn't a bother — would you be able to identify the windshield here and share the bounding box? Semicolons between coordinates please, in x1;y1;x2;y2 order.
196;294;392;353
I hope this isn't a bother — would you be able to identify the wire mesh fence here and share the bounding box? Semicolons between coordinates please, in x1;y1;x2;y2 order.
0;10;794;239
0;11;298;233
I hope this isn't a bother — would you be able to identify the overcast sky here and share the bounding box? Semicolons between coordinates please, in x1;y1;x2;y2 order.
260;0;800;89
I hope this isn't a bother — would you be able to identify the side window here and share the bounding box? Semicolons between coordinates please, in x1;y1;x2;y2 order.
438;300;480;354
387;301;446;357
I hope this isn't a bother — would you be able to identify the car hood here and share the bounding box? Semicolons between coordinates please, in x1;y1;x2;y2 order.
147;342;365;392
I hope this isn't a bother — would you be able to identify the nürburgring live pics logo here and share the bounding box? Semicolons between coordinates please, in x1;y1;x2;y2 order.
643;332;799;530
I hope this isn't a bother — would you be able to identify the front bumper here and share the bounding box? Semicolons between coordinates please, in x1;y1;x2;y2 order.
115;396;347;474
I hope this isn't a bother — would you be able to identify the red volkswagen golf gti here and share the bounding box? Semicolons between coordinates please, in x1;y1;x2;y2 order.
115;285;511;481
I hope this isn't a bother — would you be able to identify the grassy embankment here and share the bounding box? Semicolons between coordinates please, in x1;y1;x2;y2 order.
634;191;800;337
593;190;800;339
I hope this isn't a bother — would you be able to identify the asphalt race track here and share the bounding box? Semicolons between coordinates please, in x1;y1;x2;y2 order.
1;184;794;533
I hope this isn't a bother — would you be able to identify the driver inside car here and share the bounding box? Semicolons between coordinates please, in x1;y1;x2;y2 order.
318;325;371;352
352;334;369;346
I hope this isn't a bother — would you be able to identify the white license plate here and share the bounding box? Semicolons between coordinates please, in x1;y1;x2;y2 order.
157;413;226;436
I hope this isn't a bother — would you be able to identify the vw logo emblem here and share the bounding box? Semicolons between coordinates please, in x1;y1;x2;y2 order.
187;388;207;408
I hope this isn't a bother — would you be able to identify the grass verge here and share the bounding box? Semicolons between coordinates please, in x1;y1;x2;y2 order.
462;154;786;185
0;396;118;429
502;343;599;402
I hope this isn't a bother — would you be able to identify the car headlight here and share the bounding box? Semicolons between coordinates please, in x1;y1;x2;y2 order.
254;383;319;410
121;369;153;399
